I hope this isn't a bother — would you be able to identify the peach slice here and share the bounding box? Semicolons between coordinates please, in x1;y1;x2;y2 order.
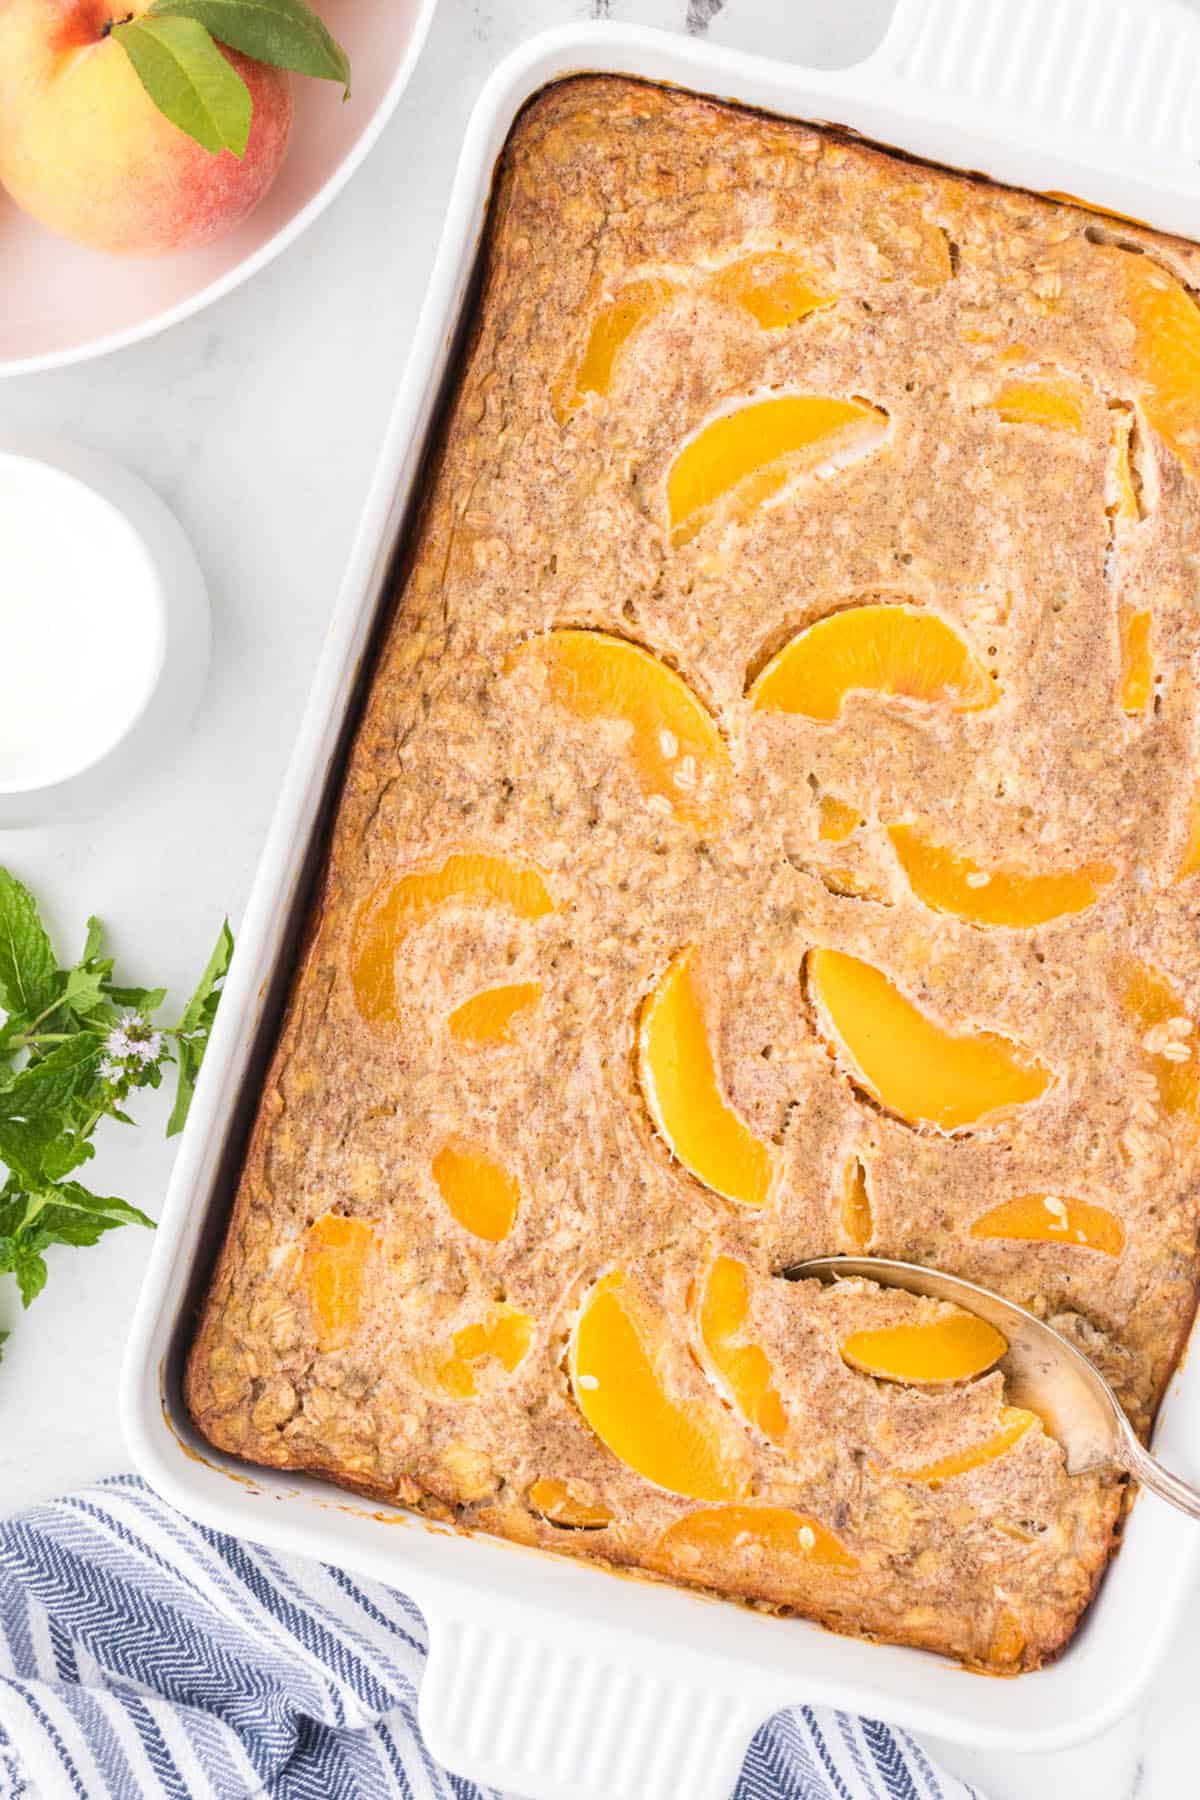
709;253;835;329
971;1193;1125;1256
639;950;776;1206
841;1311;1007;1383
505;629;727;826
1177;788;1200;883
554;277;678;419
1123;962;1199;1120
841;1156;873;1250
1118;607;1153;715
570;1271;749;1500
989;1609;1027;1668
667;395;888;546
1110;249;1200;478
431;1143;520;1243
351;854;554;1022
898;1407;1038;1484
654;1505;857;1571
527;1477;614;1529
808;948;1050;1131
887;824;1114;927
698;1256;789;1443
818;796;863;843
987;376;1087;431
301;1213;375;1353
435;1304;533;1399
751;604;995;723
447;982;542;1045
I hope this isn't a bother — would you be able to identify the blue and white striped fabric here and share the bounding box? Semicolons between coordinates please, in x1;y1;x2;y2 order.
0;1475;981;1800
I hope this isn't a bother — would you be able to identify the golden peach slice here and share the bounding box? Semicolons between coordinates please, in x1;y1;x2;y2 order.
971;1193;1125;1256
818;796;864;843
351;854;554;1022
987;376;1087;432
898;1407;1038;1484
667;395;888;547
808;948;1050;1132
1123;962;1199;1120
431;1143;521;1243
709;253;835;329
447;981;542;1045
639;950;777;1206
505;629;728;826
654;1504;857;1571
887;824;1114;927
841;1311;1007;1383
751;604;995;723
1178;788;1200;883
841;1156;873;1250
302;1213;375;1353
570;1271;749;1500
1110;248;1200;478
989;1609;1027;1668
554;277;678;420
435;1304;533;1399
698;1256;789;1444
1118;607;1153;715
527;1477;614;1529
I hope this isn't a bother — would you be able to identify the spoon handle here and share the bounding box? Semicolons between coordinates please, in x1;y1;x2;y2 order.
1118;1424;1200;1521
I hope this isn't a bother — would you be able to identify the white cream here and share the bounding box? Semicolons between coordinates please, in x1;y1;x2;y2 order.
0;454;164;792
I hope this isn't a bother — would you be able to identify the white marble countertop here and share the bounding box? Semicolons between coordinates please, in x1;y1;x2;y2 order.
0;2;1196;1796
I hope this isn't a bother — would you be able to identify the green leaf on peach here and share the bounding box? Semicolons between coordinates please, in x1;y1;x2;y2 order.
113;14;252;157
148;0;351;96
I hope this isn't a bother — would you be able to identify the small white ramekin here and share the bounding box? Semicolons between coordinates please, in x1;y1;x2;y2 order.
0;437;210;827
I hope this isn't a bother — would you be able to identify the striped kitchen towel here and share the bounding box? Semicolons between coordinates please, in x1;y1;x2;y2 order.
0;1475;980;1800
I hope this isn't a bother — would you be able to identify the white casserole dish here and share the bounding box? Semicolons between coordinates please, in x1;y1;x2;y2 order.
122;7;1200;1797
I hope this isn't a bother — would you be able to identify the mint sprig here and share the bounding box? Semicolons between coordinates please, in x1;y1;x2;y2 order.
112;0;351;158
0;868;232;1336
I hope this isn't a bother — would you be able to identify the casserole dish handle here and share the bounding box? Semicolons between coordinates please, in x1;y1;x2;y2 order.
419;1611;770;1800
863;0;1200;165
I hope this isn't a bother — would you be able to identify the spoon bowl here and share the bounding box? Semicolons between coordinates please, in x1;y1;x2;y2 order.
789;1256;1200;1519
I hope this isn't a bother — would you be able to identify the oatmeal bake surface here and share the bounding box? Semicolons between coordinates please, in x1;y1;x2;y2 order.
187;76;1200;1673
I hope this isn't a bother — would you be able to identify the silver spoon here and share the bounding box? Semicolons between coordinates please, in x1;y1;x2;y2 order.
788;1255;1200;1520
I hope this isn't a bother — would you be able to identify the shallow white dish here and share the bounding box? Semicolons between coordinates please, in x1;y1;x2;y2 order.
0;437;210;825
122;6;1200;1798
0;0;438;380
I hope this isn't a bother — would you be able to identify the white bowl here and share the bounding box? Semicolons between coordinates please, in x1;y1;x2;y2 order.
0;0;439;379
0;437;210;825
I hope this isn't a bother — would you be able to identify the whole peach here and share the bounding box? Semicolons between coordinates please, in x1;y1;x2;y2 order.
0;0;292;254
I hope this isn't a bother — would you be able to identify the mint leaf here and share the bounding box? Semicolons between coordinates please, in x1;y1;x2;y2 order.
0;1037;104;1185
24;1181;154;1246
0;870;58;1022
114;14;252;156
57;963;109;1021
13;1249;46;1309
148;0;350;94
0;1035;103;1125
177;919;234;1036
104;984;168;1012
167;918;233;1137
